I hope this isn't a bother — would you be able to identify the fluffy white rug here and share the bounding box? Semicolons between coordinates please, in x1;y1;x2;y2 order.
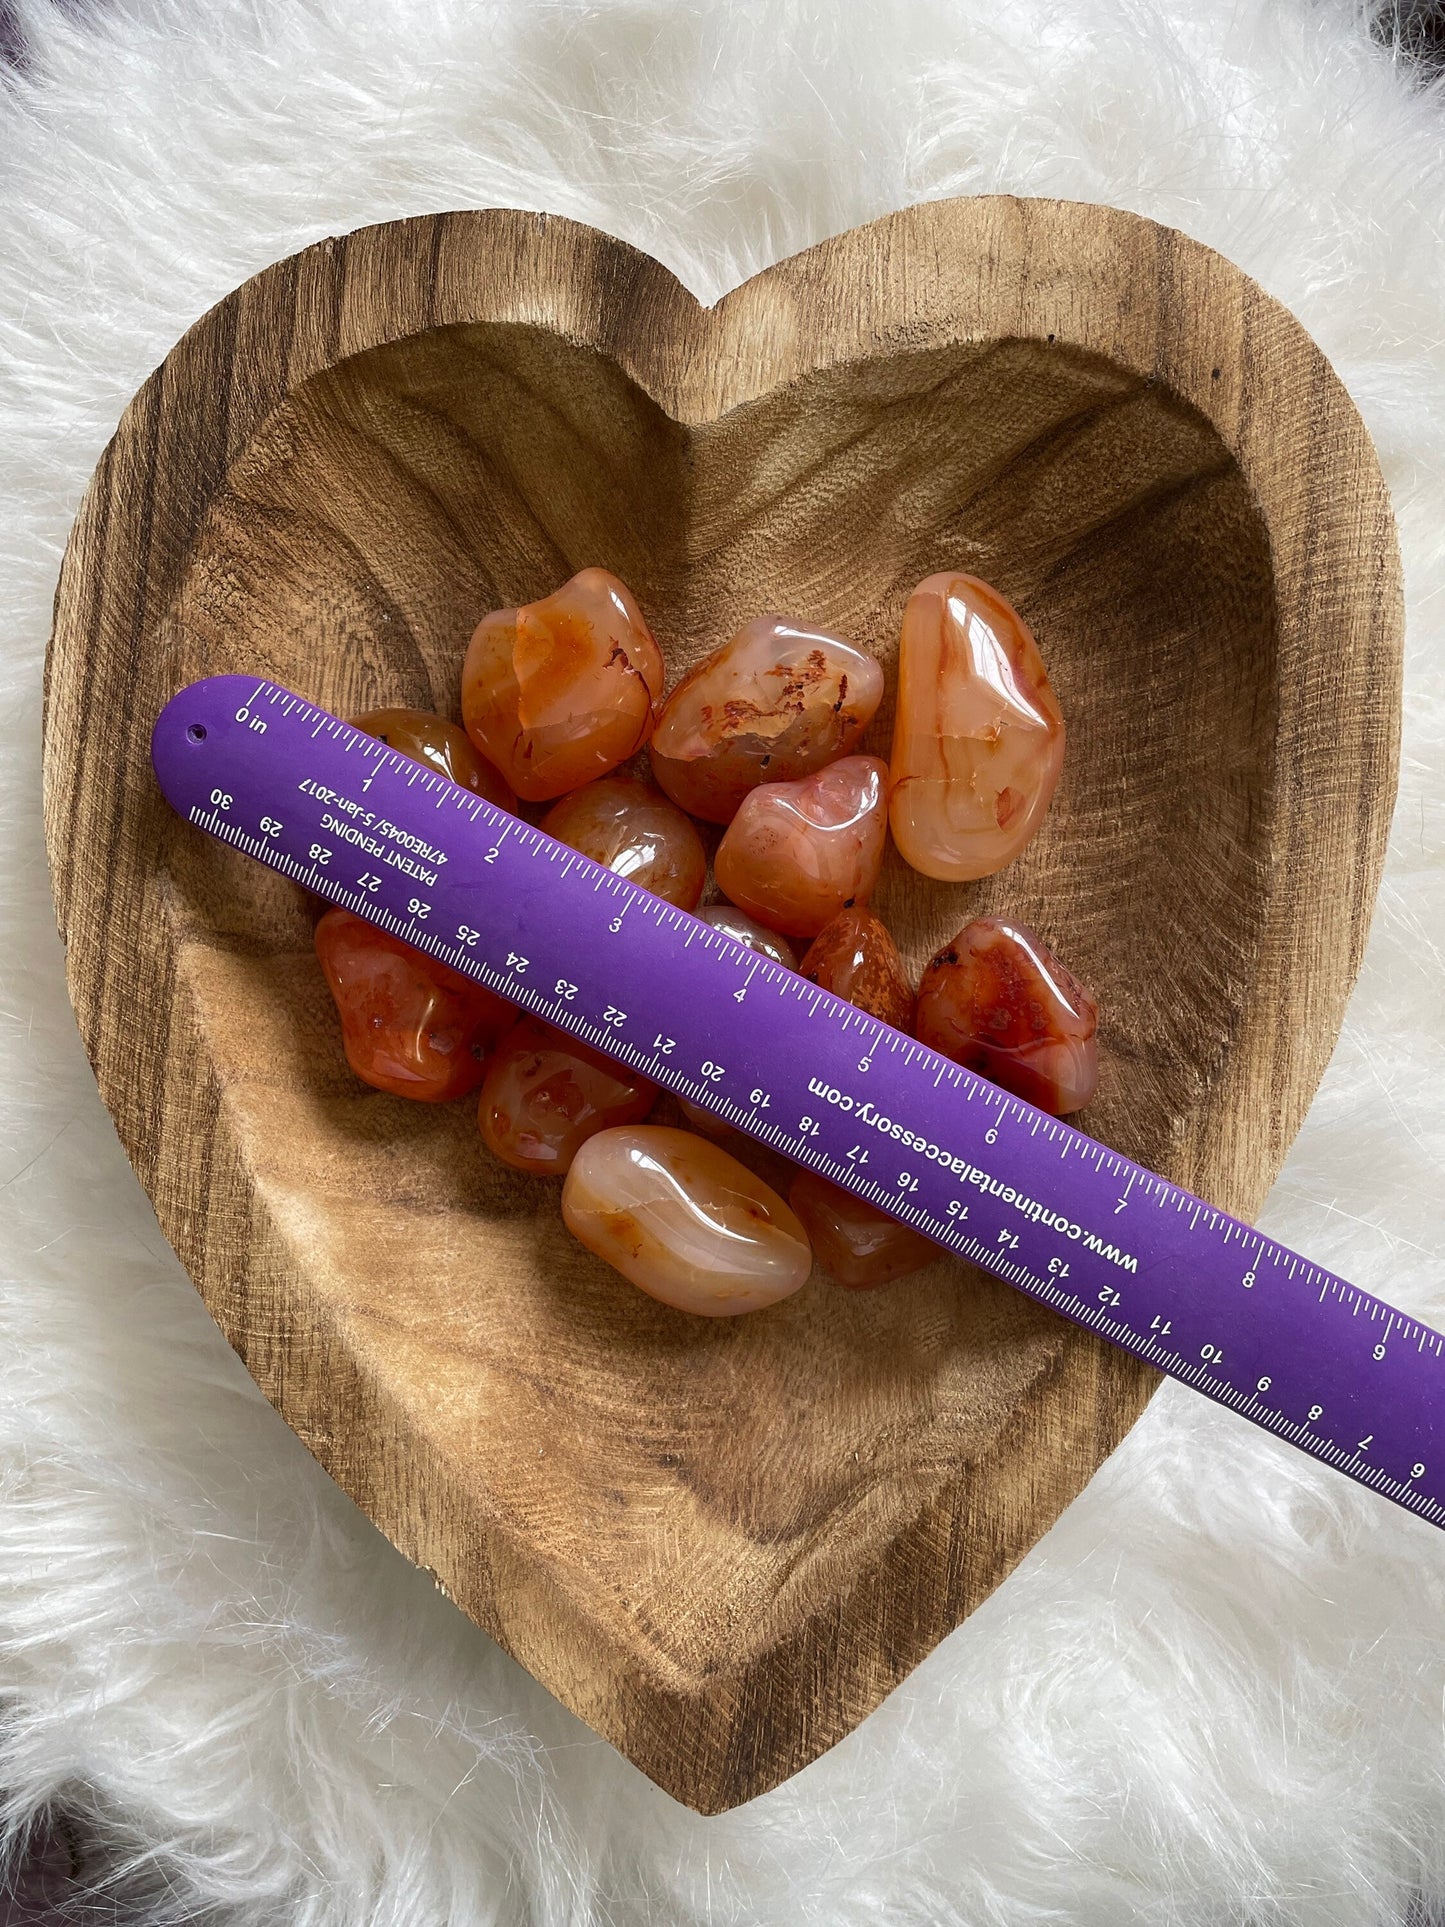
2;0;1444;1919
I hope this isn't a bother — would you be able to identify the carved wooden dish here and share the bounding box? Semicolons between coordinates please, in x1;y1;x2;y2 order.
43;200;1401;1813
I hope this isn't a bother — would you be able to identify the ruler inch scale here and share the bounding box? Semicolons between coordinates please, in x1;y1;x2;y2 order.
151;675;1445;1532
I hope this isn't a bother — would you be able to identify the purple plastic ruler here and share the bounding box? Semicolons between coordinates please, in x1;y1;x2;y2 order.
153;675;1444;1529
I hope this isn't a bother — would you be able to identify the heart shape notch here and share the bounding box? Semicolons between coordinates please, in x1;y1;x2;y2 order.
44;201;1401;1812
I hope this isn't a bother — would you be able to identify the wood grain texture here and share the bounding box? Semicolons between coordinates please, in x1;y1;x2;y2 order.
42;200;1402;1812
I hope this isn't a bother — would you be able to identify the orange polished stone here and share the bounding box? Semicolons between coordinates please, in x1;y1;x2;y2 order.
540;777;706;910
461;568;664;801
562;1125;812;1316
351;706;516;812
478;1015;655;1176
649;616;884;823
695;904;798;971
798;906;914;1032
789;1171;934;1290
714;755;889;939
314;907;511;1103
889;572;1064;881
915;917;1098;1115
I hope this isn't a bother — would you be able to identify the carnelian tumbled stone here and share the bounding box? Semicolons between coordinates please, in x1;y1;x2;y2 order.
351;707;516;812
714;755;889;939
789;1171;934;1290
915;917;1098;1115
649;616;884;823
696;905;798;971
461;568;664;801
799;906;914;1032
479;1015;655;1176
889;572;1064;881
562;1126;812;1316
314;908;511;1103
540;777;706;911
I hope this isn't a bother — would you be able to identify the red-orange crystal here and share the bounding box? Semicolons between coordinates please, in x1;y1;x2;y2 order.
351;706;516;813
478;1015;655;1176
314;907;511;1103
915;917;1098;1115
649;615;884;824
540;777;706;910
889;572;1064;881
798;906;914;1032
714;755;889;939
788;1171;934;1290
461;568;664;801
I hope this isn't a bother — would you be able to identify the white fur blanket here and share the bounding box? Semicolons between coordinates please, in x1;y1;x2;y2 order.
2;0;1443;1920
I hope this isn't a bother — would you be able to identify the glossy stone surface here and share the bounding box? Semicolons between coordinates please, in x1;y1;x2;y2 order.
695;905;798;970
540;777;706;910
915;917;1098;1115
714;755;889;939
461;567;664;801
479;1016;655;1176
798;907;914;1032
649;616;884;823
351;706;515;812
789;1171;935;1290
315;908;511;1103
889;571;1064;882
562;1126;812;1316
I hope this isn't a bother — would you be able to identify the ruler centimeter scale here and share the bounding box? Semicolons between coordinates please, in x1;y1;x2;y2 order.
152;676;1445;1529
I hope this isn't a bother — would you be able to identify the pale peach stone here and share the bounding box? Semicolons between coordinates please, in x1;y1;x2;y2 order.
713;755;889;939
461;568;664;801
888;571;1064;881
562;1125;812;1316
649;616;884;823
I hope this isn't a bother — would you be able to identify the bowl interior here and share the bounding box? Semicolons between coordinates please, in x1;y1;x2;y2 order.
152;319;1276;1675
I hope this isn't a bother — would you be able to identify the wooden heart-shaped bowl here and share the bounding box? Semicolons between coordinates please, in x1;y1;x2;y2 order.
43;200;1401;1812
